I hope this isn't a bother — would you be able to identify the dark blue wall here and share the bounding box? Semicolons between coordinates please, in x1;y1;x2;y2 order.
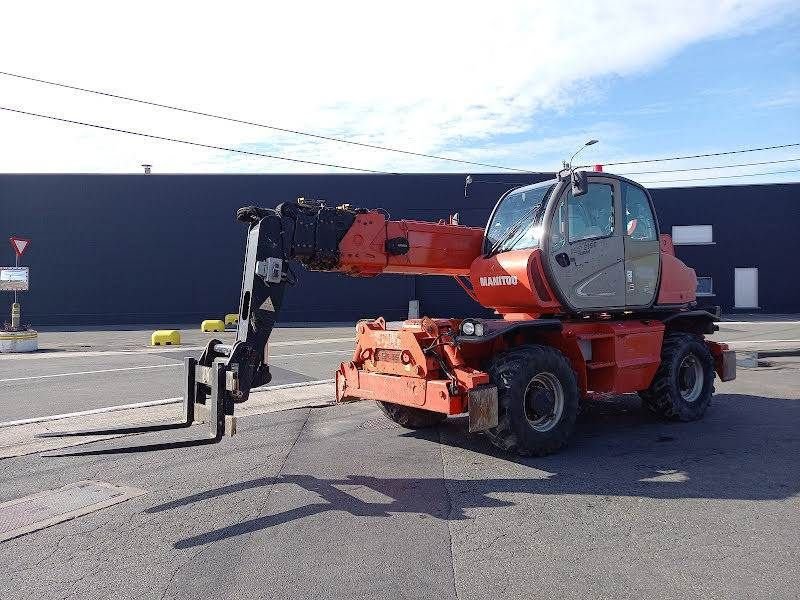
1;174;797;324
650;183;800;314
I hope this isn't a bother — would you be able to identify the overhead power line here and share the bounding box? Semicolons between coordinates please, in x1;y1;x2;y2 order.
589;143;800;168
2;68;798;179
0;105;394;174
619;157;800;176
639;168;800;185
462;155;800;184
0;70;534;173
3;103;797;186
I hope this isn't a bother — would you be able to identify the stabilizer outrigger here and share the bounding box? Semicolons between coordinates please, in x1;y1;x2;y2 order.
41;200;360;454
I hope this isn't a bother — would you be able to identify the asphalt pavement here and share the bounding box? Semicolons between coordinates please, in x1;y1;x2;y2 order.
0;320;798;599
1;319;798;422
713;318;800;354
0;361;798;600
0;326;354;421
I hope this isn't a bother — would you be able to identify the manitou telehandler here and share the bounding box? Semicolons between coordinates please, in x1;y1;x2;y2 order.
46;168;735;456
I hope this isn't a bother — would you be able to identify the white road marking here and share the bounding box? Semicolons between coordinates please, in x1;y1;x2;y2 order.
0;379;335;428
270;337;353;347
0;349;350;383
270;349;351;359
0;397;182;428
720;321;800;325
0;337;354;361
0;364;178;383
722;339;800;344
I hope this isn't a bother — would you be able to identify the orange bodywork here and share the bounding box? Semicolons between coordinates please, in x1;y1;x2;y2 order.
336;316;671;414
336;317;489;414
336;214;697;315
537;320;665;395
329;215;709;416
469;248;562;318
657;234;697;305
337;213;484;276
469;239;697;317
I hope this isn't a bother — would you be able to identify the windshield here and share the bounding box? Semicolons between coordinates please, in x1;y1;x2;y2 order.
484;181;556;254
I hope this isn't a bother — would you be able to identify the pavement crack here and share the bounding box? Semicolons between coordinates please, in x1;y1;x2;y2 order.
248;406;311;523
158;559;188;600
275;407;311;480
438;429;461;600
193;407;313;593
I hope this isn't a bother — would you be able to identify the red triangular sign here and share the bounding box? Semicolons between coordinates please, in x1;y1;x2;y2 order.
10;237;30;257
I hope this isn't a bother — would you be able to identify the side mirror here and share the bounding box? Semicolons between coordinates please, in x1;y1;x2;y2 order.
571;170;588;197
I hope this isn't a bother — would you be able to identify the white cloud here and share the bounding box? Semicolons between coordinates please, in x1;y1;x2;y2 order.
755;88;800;109
0;0;795;173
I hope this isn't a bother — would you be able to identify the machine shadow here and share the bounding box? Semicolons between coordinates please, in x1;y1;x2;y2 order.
149;393;799;550
420;392;799;469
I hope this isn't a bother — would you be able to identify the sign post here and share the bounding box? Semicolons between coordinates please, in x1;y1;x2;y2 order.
1;237;36;352
7;237;30;330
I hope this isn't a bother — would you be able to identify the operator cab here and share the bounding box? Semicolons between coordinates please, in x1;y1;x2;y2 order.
483;172;661;312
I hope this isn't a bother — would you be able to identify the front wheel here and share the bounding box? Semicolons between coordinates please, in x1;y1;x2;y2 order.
485;345;579;456
639;333;715;421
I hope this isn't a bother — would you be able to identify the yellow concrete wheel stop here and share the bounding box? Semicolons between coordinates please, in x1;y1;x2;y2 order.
201;319;225;333
151;330;181;346
224;313;239;327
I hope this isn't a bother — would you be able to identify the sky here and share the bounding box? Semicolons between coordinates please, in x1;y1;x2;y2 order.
0;0;798;187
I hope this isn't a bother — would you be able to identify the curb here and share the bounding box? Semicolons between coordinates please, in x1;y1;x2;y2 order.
0;379;335;429
736;349;800;368
755;349;800;358
0;381;337;459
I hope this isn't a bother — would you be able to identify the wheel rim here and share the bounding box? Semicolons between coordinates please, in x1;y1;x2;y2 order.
523;372;564;432
678;354;704;403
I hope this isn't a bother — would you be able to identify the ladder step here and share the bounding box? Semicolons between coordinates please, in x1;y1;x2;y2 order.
586;361;615;369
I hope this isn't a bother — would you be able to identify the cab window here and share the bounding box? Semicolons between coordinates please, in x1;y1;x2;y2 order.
484;183;554;254
623;183;657;241
550;196;567;251
568;183;614;242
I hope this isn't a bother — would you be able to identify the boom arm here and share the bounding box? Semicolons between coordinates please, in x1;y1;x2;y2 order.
277;198;484;276
203;199;484;406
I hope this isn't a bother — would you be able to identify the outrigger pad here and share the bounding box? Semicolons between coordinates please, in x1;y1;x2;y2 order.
468;384;499;432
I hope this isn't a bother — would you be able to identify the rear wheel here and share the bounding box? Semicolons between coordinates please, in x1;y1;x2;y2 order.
485;345;579;456
376;401;447;429
639;333;715;421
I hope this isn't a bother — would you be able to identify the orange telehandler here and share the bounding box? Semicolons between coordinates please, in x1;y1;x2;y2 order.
45;169;735;456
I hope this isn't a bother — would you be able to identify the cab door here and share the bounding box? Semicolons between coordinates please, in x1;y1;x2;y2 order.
622;182;660;308
546;177;625;311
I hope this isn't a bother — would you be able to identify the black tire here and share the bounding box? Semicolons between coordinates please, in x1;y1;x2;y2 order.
485;345;579;456
639;332;715;421
376;401;447;429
